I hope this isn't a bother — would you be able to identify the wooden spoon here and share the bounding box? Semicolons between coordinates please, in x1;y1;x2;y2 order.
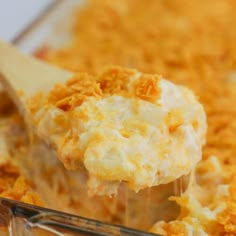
0;40;73;119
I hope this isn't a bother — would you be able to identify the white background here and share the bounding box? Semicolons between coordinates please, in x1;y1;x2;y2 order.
0;0;53;42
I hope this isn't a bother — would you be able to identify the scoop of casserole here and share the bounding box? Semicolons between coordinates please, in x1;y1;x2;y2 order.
28;66;207;196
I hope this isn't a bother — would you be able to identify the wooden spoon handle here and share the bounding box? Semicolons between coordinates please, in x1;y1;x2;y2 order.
0;40;72;107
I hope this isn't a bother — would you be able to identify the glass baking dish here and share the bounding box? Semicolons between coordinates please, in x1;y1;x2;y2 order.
0;0;188;235
0;197;159;236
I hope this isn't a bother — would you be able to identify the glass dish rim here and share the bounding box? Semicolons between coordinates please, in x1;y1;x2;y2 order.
0;197;160;235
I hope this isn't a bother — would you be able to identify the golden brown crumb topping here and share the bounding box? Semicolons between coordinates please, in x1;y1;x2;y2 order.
39;66;161;111
41;0;236;168
133;74;160;103
217;176;236;234
98;66;136;94
48;73;102;111
36;0;236;233
0;162;42;205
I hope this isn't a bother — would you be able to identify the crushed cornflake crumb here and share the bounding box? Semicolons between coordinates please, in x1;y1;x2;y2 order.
133;74;161;103
48;73;103;111
44;66;161;110
98;66;137;94
0;162;43;206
